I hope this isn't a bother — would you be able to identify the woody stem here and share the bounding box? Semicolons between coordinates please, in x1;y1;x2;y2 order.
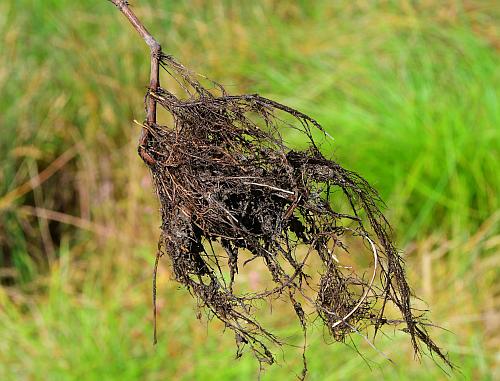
109;0;159;165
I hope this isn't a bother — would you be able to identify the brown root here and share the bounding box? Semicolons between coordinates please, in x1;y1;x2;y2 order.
141;53;451;374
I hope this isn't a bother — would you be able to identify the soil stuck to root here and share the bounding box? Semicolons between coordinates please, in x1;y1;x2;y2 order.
141;53;450;375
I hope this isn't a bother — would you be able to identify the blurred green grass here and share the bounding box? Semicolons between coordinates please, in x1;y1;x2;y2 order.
0;0;498;380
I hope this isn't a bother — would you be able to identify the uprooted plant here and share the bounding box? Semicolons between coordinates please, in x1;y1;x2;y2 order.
109;0;452;377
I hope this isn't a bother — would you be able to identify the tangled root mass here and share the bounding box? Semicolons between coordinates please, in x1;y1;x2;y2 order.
141;53;450;372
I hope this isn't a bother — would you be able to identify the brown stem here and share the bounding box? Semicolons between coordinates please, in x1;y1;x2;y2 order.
110;0;159;165
109;0;160;345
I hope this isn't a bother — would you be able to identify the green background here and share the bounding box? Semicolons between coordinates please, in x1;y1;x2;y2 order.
0;1;498;380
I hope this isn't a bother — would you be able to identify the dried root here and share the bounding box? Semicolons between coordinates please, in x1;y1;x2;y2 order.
140;53;451;375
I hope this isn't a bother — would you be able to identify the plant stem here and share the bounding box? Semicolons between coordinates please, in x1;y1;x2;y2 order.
109;0;160;345
109;0;158;165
